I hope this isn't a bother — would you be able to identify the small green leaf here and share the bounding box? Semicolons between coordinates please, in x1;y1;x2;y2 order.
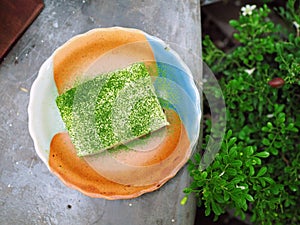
226;129;233;139
262;138;270;146
241;198;248;211
194;153;201;163
253;184;261;191
262;177;275;184
233;33;241;41
224;192;230;201
292;159;299;167
211;201;223;215
255;151;270;158
229;20;239;27
203;189;210;197
242;57;249;65
287;123;299;132
284;200;291;207
180;196;188;205
201;171;208;179
215;194;225;203
223;155;229;164
257;166;267;177
269;147;279;155
279;117;285;123
274;104;285;114
231;176;243;184
228;137;237;147
295;36;300;46
205;205;211;216
249;166;255;176
270;185;280;195
291;127;299;132
274;141;282;148
252;157;262;165
289;184;298;192
232;194;243;207
267;122;273;128
227;168;237;176
238;130;246;140
183;187;192;194
245;146;254;156
229;146;238;157
268;133;275;139
259;177;266;187
245;194;254;202
248;54;254;60
255;54;264;61
231;160;243;167
197;180;205;186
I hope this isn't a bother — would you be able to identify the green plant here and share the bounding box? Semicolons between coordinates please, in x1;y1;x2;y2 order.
184;1;300;224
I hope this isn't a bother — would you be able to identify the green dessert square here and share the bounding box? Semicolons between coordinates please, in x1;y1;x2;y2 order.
56;63;169;156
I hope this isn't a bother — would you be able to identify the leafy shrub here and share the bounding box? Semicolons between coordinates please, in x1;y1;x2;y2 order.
184;1;300;224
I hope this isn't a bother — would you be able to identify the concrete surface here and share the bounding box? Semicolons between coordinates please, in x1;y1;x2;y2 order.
0;1;201;224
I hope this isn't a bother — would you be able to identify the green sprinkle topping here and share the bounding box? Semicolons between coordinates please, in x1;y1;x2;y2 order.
56;63;169;156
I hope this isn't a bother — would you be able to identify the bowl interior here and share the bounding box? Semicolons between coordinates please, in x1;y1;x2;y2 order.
28;27;201;197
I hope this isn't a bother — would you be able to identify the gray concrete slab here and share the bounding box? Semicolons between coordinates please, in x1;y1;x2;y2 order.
0;1;201;224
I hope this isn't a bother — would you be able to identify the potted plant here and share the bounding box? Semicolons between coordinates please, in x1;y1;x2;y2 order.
183;1;300;224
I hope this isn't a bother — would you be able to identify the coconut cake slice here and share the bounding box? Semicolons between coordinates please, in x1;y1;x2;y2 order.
56;63;169;156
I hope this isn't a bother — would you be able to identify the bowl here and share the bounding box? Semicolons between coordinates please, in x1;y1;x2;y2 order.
28;27;201;199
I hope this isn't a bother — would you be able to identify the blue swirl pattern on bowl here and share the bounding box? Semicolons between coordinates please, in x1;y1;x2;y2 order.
146;36;201;148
